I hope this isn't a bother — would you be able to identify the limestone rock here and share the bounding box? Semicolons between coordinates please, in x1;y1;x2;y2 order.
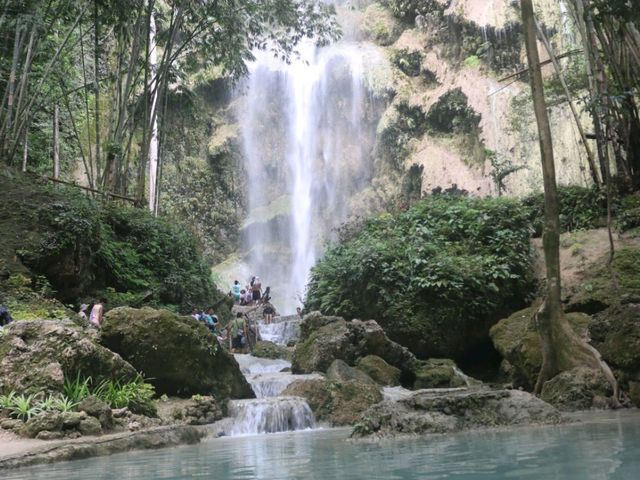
356;355;401;386
0;418;23;430
352;389;562;438
0;320;137;394
20;412;64;438
413;359;468;389
180;396;223;425
489;307;590;389
282;378;382;426
78;416;103;436
252;341;291;360
541;367;613;411
292;314;417;379
327;360;377;385
35;430;63;441
100;307;254;399
78;395;113;429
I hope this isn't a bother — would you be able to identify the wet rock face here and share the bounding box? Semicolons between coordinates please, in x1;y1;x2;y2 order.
413;358;467;389
100;307;254;399
282;378;383;426
0;320;137;394
292;314;417;381
352;389;562;438
541;367;613;411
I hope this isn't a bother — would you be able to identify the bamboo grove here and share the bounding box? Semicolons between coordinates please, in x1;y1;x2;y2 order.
0;0;339;211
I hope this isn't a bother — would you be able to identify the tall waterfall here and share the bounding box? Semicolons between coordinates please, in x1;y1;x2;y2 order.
237;40;382;313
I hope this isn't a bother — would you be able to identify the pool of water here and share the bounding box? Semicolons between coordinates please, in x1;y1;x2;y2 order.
4;411;640;479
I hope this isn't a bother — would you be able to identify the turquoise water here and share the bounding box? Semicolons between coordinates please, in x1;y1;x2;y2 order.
4;412;640;479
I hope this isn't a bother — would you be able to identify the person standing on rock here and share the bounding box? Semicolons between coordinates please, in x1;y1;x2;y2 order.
263;304;275;325
244;287;253;306
78;304;89;322
228;312;247;353
232;280;242;304
252;276;262;303
89;299;106;327
0;304;13;327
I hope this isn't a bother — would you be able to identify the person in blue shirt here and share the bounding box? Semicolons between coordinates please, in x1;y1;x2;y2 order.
232;280;241;304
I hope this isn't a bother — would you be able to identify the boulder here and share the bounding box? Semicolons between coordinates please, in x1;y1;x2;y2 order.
0;320;137;394
413;359;468;389
352;389;562;438
540;367;613;411
251;341;291;360
589;304;640;374
78;416;103;436
100;307;254;399
327;360;377;385
282;378;382;426
78;395;113;429
178;396;223;425
292;314;417;381
489;307;590;389
356;355;401;386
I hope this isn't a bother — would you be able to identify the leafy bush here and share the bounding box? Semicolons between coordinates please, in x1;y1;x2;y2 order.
94;376;157;417
391;48;423;77
617;192;640;232
9;394;40;421
522;186;607;236
63;373;92;404
306;194;534;358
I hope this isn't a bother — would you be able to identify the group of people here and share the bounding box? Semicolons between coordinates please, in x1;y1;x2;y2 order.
231;276;271;307
78;299;106;327
191;307;219;334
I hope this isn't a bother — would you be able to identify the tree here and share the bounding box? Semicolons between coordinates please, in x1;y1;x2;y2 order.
520;0;619;401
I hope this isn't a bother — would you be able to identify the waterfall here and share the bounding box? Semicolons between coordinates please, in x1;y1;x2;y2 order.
259;316;301;346
225;397;316;436
237;41;381;313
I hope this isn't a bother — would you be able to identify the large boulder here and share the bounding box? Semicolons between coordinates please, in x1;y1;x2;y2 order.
352;389;562;438
355;355;401;386
489;307;590;389
100;307;253;399
292;314;417;382
282;378;382;426
413;358;469;389
0;320;136;394
540;367;613;411
327;360;377;385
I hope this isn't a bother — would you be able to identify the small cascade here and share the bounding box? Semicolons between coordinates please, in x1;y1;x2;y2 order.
259;316;301;346
225;397;316;436
382;386;414;403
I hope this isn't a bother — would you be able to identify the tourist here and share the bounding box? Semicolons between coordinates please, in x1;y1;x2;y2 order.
201;309;214;330
0;304;13;327
206;307;219;333
252;276;262;303
261;286;272;305
263;304;275;325
240;289;247;306
232;280;241;304
89;298;106;328
244;287;253;306
296;307;302;318
228;312;247;354
191;308;200;321
78;304;89;322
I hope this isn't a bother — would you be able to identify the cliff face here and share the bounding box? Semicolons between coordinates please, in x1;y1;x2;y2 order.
210;0;590;305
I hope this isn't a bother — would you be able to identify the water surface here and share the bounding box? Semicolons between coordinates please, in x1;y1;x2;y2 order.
5;411;640;479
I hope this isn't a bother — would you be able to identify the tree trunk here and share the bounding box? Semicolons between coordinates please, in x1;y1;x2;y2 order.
520;0;619;402
52;103;60;179
148;12;159;213
21;130;28;172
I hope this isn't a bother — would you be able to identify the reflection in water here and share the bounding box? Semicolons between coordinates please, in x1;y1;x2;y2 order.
4;412;640;480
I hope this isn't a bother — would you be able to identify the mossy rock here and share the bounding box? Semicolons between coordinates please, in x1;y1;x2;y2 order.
490;307;590;389
567;247;640;314
100;307;254;399
413;359;467;389
361;4;403;46
282;378;382;426
356;355;401;386
252;341;291;361
327;359;377;385
540;367;612;411
0;320;137;395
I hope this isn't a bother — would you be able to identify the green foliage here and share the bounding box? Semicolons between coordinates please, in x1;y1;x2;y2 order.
426;88;481;135
94;377;156;417
522;186;607;236
464;55;481;68
391;48;423;77
53;396;78;413
36;394;58;412
0;392;16;409
63;373;92;404
617;192;640;233
306;194;534;356
64;373;157;416
380;102;428;165
9;394;40;421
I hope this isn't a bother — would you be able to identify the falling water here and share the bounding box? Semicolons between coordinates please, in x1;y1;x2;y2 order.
236;39;382;313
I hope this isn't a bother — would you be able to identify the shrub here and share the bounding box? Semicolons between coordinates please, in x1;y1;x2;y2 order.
522;186;607;236
617;192;640;232
94;375;157;417
306;194;534;358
